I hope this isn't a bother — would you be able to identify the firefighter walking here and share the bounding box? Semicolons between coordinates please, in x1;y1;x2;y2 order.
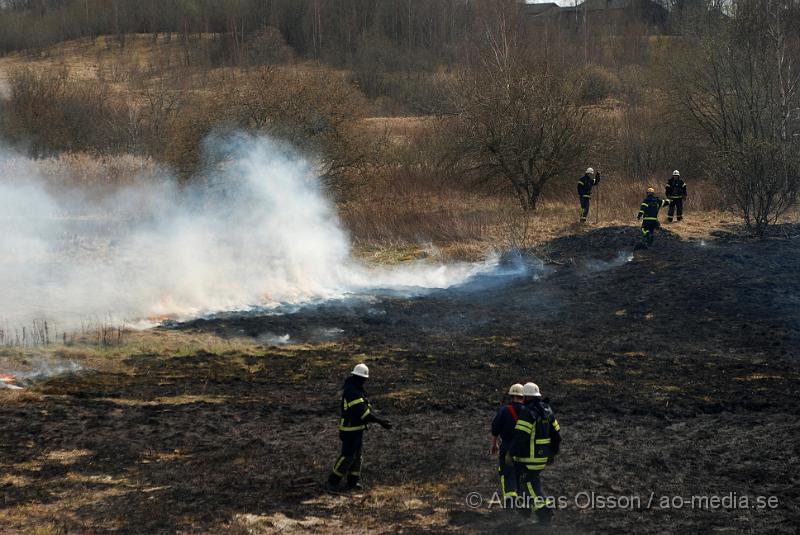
637;187;671;247
510;382;561;525
665;170;687;223
491;384;526;504
577;167;601;223
326;363;391;492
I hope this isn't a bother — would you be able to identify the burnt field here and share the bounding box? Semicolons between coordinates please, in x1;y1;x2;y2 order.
2;225;799;534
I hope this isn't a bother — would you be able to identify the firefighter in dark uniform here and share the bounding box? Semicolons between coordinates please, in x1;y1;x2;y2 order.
326;363;391;492
511;382;561;525
665;170;687;222
491;384;526;504
637;187;671;247
577;167;601;223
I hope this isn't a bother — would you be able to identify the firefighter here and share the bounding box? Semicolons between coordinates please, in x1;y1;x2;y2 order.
326;363;391;492
577;167;601;223
491;384;526;504
665;170;687;223
511;383;561;525
637;187;671;247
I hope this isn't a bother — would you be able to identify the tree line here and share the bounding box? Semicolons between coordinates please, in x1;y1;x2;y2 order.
0;0;476;65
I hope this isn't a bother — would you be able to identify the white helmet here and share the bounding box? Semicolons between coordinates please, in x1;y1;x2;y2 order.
586;167;595;175
673;170;680;176
508;383;524;397
523;382;541;397
351;363;369;378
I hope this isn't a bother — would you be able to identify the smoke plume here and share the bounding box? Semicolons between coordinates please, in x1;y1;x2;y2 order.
0;134;498;330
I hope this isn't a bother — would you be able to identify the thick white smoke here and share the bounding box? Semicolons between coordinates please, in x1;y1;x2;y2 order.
0;135;498;330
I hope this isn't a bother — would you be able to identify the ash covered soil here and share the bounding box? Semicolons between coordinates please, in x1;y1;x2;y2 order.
2;226;799;534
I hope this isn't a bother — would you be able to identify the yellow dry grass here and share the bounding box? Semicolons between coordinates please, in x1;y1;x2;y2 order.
1;35;794;263
0;34;216;80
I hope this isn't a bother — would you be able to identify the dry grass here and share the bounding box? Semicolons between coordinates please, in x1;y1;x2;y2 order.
0;34;218;81
0;34;351;99
342;165;729;261
0;329;265;376
0;36;784;262
361;116;436;145
0;153;163;201
0;135;757;266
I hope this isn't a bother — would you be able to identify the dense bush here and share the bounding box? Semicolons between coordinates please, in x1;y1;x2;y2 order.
0;67;130;155
578;65;621;104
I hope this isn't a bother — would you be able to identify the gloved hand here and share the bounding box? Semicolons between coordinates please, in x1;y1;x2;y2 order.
377;418;392;430
547;456;556;465
491;441;499;455
637;214;642;220
504;451;513;466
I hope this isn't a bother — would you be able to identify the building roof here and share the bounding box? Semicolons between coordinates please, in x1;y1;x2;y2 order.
522;2;561;15
523;0;668;17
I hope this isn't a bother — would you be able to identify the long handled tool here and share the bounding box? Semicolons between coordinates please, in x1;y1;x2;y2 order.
595;170;601;224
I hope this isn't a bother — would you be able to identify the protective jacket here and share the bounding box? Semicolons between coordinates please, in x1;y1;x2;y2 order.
665;177;687;199
492;402;525;449
577;172;601;197
638;193;670;220
338;375;376;432
511;398;561;471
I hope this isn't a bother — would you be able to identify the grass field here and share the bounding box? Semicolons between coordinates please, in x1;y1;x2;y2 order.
1;35;799;535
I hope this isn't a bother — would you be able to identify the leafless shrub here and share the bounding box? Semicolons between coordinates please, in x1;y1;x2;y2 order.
242;26;294;66
214;67;376;191
578;65;621;104
447;61;591;211
0;320;52;347
665;0;800;236
1;66;129;155
80;317;126;347
715;139;799;235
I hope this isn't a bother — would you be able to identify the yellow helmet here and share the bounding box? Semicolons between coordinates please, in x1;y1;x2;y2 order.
647;187;655;193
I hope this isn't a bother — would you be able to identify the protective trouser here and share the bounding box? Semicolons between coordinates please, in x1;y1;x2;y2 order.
328;431;363;487
579;196;591;222
498;447;518;503
641;219;659;246
667;198;683;222
515;464;554;524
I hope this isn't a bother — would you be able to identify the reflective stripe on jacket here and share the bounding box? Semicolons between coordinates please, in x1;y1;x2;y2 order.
577;173;600;197
511;399;561;471
665;177;687;199
638;194;670;220
338;377;372;432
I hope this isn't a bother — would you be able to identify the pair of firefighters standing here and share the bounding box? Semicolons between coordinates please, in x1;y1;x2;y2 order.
578;168;688;246
325;365;562;526
491;382;561;525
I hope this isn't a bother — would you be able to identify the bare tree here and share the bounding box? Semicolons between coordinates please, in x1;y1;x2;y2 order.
717;139;799;232
447;18;591;211
665;0;800;235
227;67;375;189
